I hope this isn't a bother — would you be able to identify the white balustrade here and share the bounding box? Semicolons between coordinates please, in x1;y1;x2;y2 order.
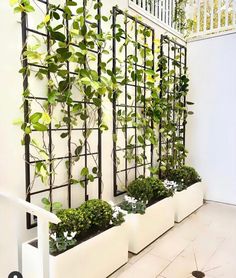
0;192;61;278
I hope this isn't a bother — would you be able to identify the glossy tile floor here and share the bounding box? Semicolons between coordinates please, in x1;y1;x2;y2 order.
110;202;236;278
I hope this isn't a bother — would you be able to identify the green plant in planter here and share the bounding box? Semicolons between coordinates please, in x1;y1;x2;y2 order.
165;165;201;191
127;177;153;204
109;203;127;226
49;232;77;254
79;199;113;230
50;208;90;237
146;177;174;203
119;196;146;215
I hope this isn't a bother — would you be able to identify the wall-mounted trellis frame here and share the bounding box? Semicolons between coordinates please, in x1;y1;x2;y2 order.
112;7;155;196
159;35;187;174
21;0;102;229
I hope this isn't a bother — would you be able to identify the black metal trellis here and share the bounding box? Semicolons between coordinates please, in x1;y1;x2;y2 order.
112;7;155;196
159;35;187;173
21;0;102;229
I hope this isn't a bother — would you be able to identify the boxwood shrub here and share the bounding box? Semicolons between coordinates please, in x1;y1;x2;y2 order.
127;177;153;204
127;176;173;208
165;166;201;191
50;208;90;237
79;199;113;230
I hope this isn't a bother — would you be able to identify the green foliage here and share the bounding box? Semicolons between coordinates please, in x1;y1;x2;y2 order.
146;177;174;202
10;0;35;13
125;176;173;212
49;199;125;254
158;39;190;173
119;196;146;215
50;208;90;237
165;165;201;191
127;177;153;204
79;199;113;230
49;233;77;254
110;205;126;226
11;0;110;194
41;198;62;213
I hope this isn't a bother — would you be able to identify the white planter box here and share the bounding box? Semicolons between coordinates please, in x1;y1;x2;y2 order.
125;197;174;254
174;182;204;223
22;224;128;278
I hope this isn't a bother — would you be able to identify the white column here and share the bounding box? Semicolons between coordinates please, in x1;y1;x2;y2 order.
38;219;50;278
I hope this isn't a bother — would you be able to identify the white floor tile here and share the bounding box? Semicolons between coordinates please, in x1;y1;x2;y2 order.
110;202;236;278
116;254;170;278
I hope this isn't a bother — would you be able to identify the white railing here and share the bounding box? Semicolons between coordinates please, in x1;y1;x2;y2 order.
129;0;236;39
129;0;183;38
0;192;61;278
188;0;236;38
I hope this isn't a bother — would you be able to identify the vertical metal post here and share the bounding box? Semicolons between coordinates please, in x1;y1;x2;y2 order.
112;7;118;196
159;35;164;177
97;0;102;199
124;15;128;187
21;10;32;229
83;0;89;201
183;45;187;164
150;28;155;171
134;19;138;180
172;42;176;168
65;4;72;207
46;0;53;211
143;28;147;176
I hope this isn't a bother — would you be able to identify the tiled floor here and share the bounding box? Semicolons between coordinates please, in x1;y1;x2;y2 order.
110;202;236;278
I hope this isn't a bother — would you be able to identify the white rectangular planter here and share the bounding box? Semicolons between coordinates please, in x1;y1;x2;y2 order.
174;182;204;223
125;197;174;254
22;224;128;278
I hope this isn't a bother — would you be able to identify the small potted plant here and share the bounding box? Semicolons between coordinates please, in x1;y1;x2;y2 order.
165;166;203;222
22;199;128;278
119;177;175;254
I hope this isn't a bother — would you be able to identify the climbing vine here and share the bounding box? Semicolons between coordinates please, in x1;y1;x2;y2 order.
11;0;113;213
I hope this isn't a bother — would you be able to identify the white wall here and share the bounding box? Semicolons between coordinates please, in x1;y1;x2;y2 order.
187;33;236;205
0;0;185;276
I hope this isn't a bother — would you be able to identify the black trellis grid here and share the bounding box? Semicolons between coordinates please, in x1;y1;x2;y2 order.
112;7;155;196
159;35;187;173
21;0;102;229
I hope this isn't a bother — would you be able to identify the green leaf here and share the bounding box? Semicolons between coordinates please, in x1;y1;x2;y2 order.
24;5;35;13
24;126;31;134
81;167;89;176
81;24;87;36
52;202;62;210
41;112;51;125
92;167;98;174
137;135;145;144
41;198;50;205
48;90;57;104
92;97;101;107
13;118;23;126
33;123;48;131
88;174;94;182
76;7;84;14
60;132;69;138
51;31;66;42
75;145;83;156
30;112;42;124
67;0;77;6
43;14;50;24
102;16;108;22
